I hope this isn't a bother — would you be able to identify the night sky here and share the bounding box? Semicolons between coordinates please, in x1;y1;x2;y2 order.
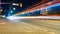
1;0;42;11
1;0;42;16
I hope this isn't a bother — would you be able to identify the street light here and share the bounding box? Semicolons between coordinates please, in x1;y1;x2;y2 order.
8;10;13;16
12;3;19;6
0;9;3;12
13;8;16;10
12;3;23;7
0;9;3;14
2;15;6;18
10;10;13;14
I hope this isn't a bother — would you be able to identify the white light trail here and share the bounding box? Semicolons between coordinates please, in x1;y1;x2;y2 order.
7;16;60;20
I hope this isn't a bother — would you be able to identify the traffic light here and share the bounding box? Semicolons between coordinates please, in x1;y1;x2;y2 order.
20;3;23;7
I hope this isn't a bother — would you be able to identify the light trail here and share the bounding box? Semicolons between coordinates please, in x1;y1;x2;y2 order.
14;0;60;16
14;2;60;16
28;0;51;9
7;16;60;20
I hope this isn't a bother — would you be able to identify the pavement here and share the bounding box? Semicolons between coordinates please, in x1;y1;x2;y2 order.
0;19;60;34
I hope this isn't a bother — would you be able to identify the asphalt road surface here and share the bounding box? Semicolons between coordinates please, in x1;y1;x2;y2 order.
0;19;60;34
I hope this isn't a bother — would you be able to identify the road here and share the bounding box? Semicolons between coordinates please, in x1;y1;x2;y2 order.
21;19;60;34
0;19;60;34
